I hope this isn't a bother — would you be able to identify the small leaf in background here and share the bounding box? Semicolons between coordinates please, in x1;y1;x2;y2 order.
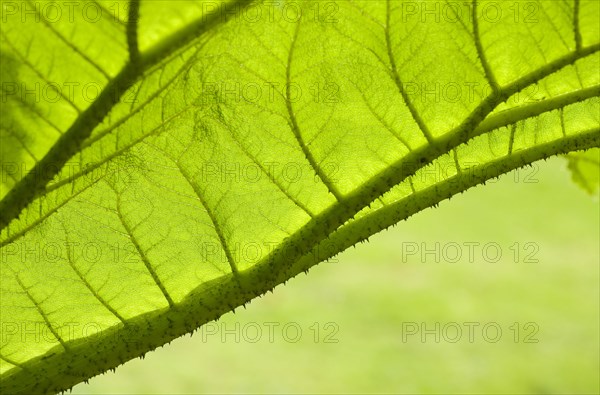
566;148;600;196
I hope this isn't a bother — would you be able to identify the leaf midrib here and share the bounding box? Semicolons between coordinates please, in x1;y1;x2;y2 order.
3;128;598;394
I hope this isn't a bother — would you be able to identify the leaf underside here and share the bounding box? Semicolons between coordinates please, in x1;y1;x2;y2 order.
0;0;599;393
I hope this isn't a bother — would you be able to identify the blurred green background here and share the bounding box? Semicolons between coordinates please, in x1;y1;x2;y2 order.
71;157;599;394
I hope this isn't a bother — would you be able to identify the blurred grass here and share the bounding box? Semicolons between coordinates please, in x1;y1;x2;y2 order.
72;157;599;394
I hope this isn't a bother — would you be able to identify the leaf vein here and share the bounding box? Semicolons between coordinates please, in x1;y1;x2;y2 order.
113;188;175;308
285;21;343;201
14;274;68;349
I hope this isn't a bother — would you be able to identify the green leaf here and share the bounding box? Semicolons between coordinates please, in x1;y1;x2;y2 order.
566;148;600;195
1;0;599;393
